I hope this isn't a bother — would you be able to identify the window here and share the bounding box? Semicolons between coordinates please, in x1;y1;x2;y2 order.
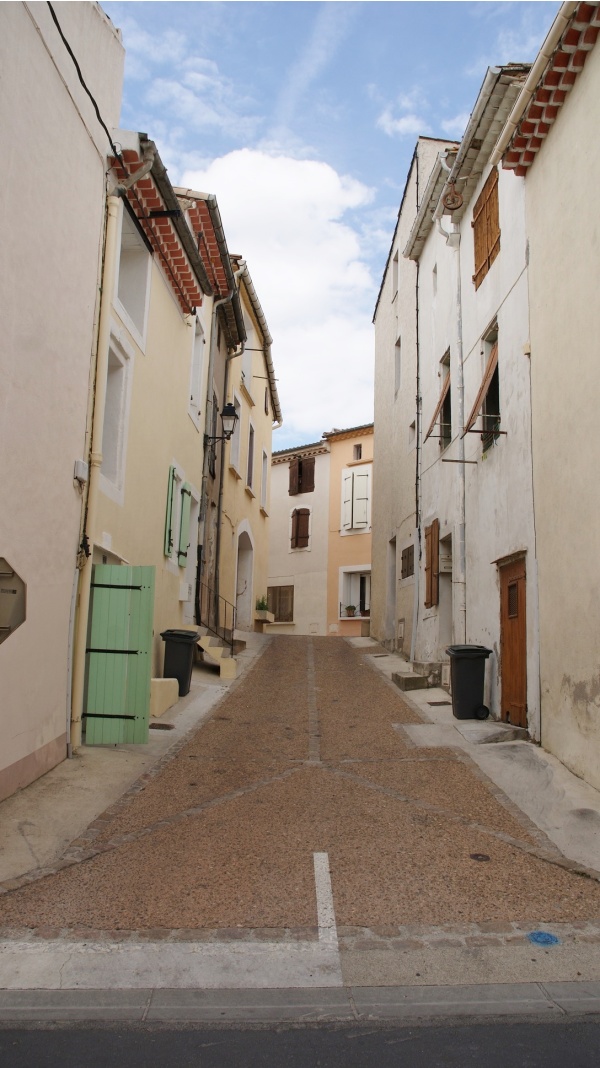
463;337;501;451
164;466;194;569
353;443;362;461
392;252;399;300
101;335;132;495
424;519;440;609
340;569;371;616
408;421;416;448
261;449;268;510
288;455;315;495
264;386;269;416
342;469;369;531
394;335;402;396
291;507;310;549
189;319;204;426
424;351;451;449
247;423;255;488
229;395;242;473
268;585;294;622
401;544;414;580
472;167;500;289
116;205;151;340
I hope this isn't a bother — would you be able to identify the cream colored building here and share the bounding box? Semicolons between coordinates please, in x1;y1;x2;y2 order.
217;259;282;632
0;3;124;799
267;424;373;637
495;1;600;787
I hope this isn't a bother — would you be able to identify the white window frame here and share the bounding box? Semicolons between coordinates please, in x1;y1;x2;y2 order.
338;565;371;618
246;420;255;494
99;324;135;506
260;448;269;512
114;204;152;350
189;316;205;429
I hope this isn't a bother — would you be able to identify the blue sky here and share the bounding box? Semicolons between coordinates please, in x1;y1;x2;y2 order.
102;1;559;448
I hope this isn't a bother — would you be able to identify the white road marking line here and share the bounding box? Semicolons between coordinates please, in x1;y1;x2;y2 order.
314;851;338;946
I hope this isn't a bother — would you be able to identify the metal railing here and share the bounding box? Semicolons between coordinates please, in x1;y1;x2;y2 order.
197;582;236;652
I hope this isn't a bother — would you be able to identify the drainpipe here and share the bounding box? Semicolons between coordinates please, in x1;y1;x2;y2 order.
214;326;245;617
70;148;156;750
198;290;233;599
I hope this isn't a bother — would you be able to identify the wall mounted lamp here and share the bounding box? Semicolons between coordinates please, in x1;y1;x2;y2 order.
204;402;238;447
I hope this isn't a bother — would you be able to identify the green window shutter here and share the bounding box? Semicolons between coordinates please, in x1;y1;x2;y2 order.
164;466;176;556
178;482;192;567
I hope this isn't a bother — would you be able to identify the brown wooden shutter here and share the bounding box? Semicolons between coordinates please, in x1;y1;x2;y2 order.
463;342;499;435
424;520;439;608
291;509;299;548
472;168;500;289
431;518;440;607
300;456;315;493
296;508;310;548
424;372;451;441
289;457;299;495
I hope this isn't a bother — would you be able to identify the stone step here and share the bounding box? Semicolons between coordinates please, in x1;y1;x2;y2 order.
392;671;429;692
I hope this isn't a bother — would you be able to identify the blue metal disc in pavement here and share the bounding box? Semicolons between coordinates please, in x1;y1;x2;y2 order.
527;930;560;946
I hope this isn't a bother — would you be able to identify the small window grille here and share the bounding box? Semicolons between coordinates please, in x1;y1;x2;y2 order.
508;582;518;618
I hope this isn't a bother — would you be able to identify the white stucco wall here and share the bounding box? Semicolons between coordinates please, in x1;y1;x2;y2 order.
525;40;600;785
415;164;539;731
372;138;451;655
0;3;124;798
267;449;330;635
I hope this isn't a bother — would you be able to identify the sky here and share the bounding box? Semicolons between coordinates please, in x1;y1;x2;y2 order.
101;0;559;449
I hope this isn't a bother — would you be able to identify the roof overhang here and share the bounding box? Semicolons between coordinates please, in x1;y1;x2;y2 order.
493;2;600;176
404;65;530;260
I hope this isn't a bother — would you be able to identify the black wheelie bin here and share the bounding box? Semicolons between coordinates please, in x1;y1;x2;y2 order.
161;629;200;696
445;645;492;720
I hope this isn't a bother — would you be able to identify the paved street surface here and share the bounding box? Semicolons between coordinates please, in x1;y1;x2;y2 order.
1;636;600;1018
2;1020;600;1068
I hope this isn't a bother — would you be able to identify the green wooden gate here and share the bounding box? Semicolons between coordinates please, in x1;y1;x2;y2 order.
84;564;155;745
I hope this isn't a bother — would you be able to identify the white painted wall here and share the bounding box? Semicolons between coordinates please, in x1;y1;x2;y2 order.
267;449;330;635
415;164;539;731
0;3;124;799
525;41;600;786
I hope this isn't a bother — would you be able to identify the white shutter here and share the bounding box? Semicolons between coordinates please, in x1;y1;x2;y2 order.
342;473;353;529
352;471;369;527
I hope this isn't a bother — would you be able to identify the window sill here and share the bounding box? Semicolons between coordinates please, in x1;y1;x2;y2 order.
260;506;269;517
229;464;242;480
240;380;254;406
245;485;256;499
265;620;295;627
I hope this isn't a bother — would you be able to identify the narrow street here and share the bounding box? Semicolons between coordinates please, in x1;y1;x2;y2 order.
1;635;600;1001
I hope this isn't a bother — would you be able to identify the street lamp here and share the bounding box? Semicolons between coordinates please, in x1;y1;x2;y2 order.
204;402;238;447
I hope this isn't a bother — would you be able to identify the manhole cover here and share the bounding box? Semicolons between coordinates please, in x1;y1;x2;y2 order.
469;853;491;862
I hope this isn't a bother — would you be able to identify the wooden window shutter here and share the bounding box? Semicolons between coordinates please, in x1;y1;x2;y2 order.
301;456;315;493
296;508;310;548
463;342;499;435
424;372;451;441
289;456;299;495
178;483;192;567
472;168;500;289
352;471;369;527
164;466;176;556
424;520;439;608
342;473;353;529
424;524;433;608
431;518;440;607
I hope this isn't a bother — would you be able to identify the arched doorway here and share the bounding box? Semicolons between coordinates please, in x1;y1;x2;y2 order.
236;529;254;630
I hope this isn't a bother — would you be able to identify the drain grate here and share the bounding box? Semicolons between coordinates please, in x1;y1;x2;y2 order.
428;700;451;706
149;722;175;730
372;653;390;658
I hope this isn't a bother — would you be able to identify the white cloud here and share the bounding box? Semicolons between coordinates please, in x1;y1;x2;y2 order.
181;150;376;444
376;86;431;139
466;6;551;77
441;111;470;137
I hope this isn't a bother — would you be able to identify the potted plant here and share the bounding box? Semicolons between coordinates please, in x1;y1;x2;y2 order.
345;604;357;617
255;595;274;626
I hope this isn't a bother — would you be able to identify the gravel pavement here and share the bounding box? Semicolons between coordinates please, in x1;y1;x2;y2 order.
1;635;599;938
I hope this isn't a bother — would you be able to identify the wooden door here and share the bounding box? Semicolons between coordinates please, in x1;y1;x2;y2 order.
499;558;527;728
84;565;155;745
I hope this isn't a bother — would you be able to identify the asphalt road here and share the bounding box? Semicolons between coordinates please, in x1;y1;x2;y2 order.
2;1019;600;1067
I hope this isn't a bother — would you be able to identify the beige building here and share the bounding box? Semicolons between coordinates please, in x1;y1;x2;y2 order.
0;3;124;799
495;1;600;787
217;259;282;633
267;425;373;637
